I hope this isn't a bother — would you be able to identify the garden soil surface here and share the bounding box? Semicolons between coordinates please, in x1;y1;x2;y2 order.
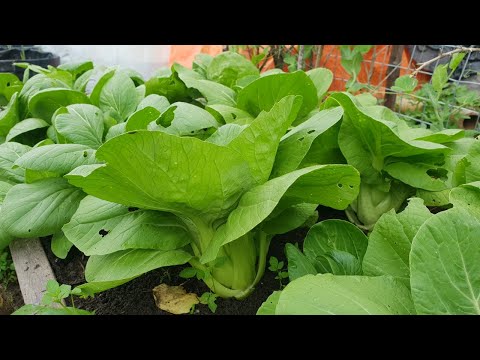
36;206;346;315
0;281;24;315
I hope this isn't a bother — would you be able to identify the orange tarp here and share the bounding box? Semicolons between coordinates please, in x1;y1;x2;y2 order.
169;45;430;98
169;45;223;67
312;45;430;94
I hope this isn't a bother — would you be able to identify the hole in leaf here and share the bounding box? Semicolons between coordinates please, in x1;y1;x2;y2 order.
202;128;208;131
191;131;195;134
307;129;315;134
83;151;88;158
426;168;448;181
349;185;354;189
337;183;343;188
28;229;31;232
231;113;237;119
99;229;109;237
128;131;137;135
6;82;10;87
128;207;139;212
298;137;305;142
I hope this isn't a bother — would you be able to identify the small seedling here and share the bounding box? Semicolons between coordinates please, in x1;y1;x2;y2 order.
180;257;227;282
268;256;289;289
189;291;219;314
199;292;218;313
180;264;221;314
42;280;73;305
0;250;16;288
12;280;94;315
179;267;206;281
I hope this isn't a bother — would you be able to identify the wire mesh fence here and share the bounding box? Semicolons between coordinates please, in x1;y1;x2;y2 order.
314;45;480;130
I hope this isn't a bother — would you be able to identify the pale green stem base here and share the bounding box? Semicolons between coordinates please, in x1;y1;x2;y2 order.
189;231;271;299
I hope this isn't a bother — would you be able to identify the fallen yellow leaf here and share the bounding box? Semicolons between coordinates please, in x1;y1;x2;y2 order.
153;283;199;315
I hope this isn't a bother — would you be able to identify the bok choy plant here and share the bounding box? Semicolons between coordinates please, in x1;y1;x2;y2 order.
323;92;465;229
62;95;360;299
0;54;361;299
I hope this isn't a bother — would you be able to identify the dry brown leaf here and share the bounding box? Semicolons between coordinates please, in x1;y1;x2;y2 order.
153;283;199;315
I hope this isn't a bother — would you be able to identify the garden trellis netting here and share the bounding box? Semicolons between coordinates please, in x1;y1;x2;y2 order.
233;45;480;130
318;45;480;130
33;44;480;132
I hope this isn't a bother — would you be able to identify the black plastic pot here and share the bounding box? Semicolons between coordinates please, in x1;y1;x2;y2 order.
407;45;480;81
0;48;60;79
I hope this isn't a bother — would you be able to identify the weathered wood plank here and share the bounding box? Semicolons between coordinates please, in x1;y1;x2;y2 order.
9;238;57;305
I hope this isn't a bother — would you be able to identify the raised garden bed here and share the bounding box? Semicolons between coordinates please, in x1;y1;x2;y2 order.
36;206;344;315
41;230;298;315
1;49;480;316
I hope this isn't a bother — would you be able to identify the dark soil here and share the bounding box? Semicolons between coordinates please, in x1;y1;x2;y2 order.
40;231;305;315
0;280;24;315
39;205;347;315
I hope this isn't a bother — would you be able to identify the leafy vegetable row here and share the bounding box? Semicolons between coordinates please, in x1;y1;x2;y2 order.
0;54;356;299
0;51;478;304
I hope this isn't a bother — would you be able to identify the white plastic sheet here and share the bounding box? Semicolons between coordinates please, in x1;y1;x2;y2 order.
40;45;171;78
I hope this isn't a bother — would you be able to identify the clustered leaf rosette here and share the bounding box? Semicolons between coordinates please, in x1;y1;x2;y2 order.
323;91;476;229
0;56;363;299
58;71;361;298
